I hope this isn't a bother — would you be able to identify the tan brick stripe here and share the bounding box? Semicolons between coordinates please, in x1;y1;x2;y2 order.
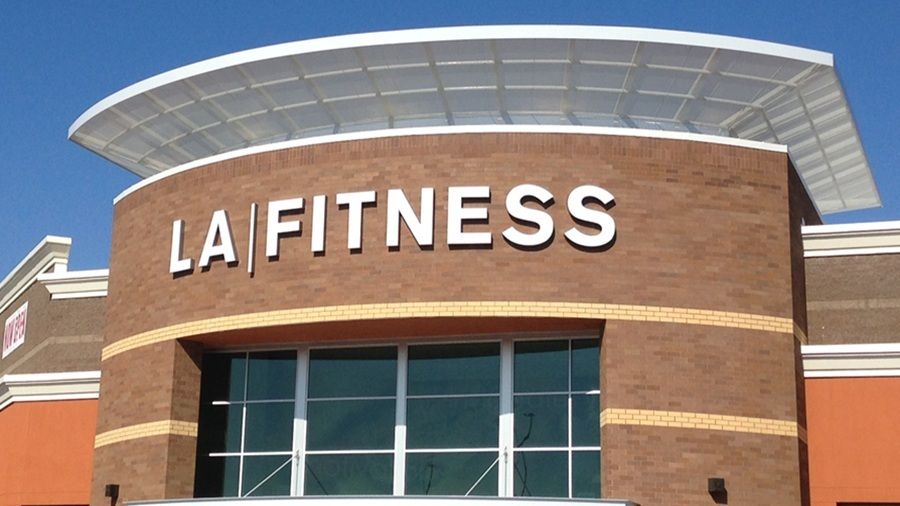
601;408;806;441
101;301;795;360
97;411;805;449
94;420;198;448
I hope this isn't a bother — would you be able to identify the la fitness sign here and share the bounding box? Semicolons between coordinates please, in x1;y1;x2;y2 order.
169;184;616;275
2;302;27;359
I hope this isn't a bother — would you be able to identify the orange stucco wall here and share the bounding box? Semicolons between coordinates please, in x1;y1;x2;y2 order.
807;377;900;506
0;399;97;506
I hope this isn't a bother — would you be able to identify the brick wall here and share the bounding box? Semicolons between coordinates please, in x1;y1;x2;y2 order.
806;254;900;344
94;132;809;505
0;282;104;376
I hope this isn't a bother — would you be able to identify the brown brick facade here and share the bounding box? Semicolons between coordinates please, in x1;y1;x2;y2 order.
95;132;809;505
806;254;900;344
0;282;104;376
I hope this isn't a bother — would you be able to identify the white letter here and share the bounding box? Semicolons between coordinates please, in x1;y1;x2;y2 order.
169;219;193;274
387;188;434;248
336;191;377;250
502;184;555;248
199;210;238;268
565;185;616;249
447;186;492;246
311;195;327;254
266;197;304;258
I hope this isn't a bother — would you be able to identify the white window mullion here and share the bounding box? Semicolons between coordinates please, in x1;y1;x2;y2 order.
567;341;573;499
498;338;514;497
393;344;408;496
291;347;310;496
238;352;250;497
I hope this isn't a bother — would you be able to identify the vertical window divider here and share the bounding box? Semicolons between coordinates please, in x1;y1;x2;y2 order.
393;344;408;495
238;352;250;497
291;347;310;496
499;338;514;497
567;341;574;499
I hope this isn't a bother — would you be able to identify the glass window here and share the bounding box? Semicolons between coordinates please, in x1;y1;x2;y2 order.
407;396;498;449
513;338;601;498
308;347;396;398
406;342;501;496
408;342;500;395
194;351;297;497
514;451;568;497
194;336;600;499
247;351;297;400
572;450;602;498
306;399;395;450
244;402;294;452
305;454;394;496
243;455;293;496
571;338;601;392
514;340;568;392
514;394;568;448
406;452;498;496
305;346;397;496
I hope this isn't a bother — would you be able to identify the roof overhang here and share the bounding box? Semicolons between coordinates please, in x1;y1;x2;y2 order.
69;25;881;214
0;236;71;315
0;371;100;412
803;220;900;257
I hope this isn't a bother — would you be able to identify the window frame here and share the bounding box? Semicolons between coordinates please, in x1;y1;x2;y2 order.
198;334;601;498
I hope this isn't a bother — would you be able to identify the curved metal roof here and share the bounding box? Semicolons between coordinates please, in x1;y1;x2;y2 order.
69;25;880;214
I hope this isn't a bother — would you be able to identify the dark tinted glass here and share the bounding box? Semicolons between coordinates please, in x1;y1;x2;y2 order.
246;351;296;401
309;347;397;398
572;394;600;446
304;454;393;495
194;456;239;497
408;343;500;395
407;396;498;448
514;340;568;393
572;450;601;498
513;451;567;498
405;452;498;496
306;399;395;450
201;353;246;402
197;404;243;454
242;455;292;496
243;402;294;452
514;394;567;448
571;339;600;392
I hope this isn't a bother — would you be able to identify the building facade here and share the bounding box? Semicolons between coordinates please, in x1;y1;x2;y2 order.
1;26;897;506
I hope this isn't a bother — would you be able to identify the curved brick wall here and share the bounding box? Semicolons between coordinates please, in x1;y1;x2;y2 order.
93;132;811;505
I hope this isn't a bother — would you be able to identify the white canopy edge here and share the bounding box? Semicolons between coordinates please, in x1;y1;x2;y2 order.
69;25;833;136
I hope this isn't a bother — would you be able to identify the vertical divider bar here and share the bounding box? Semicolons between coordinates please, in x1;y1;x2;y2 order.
568;340;574;499
499;339;514;497
247;202;258;275
393;344;408;495
291;347;310;496
238;352;250;497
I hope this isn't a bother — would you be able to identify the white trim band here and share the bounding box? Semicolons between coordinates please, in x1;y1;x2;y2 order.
0;370;101;411
0;236;71;315
130;497;636;506
802;343;900;378
803;221;900;258
113;124;786;205
38;269;109;300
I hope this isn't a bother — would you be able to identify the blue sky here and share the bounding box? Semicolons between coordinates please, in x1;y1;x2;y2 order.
1;0;898;275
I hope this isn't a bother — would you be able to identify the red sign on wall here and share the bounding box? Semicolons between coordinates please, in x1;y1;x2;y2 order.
2;302;28;359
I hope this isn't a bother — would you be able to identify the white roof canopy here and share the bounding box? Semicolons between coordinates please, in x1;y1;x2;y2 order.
69;25;880;214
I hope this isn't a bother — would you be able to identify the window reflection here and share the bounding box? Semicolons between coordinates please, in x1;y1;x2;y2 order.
195;337;600;499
